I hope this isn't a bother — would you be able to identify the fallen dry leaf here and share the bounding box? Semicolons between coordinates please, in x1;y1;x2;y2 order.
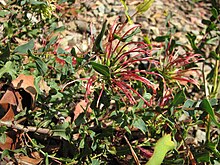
15;152;43;165
74;100;92;121
0;87;22;121
0;134;13;150
38;78;50;95
0;87;22;106
0;74;37;151
11;74;37;109
0;103;16;121
0;130;20;150
17;155;43;165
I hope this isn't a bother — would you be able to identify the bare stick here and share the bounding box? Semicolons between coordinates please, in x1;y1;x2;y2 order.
0;120;52;135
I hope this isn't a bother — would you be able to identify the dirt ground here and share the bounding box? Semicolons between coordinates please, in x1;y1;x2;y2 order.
58;0;213;54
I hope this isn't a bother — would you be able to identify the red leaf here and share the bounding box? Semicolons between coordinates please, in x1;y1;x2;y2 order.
137;146;153;158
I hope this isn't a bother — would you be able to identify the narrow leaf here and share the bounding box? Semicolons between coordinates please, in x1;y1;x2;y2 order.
1;42;10;62
136;0;155;13
200;99;220;128
14;39;34;54
171;90;186;107
146;134;176;165
121;27;141;42
92;20;107;53
155;35;170;42
211;7;218;19
143;35;152;49
120;0;133;24
30;0;46;5
28;50;48;75
186;33;198;50
91;62;110;78
44;36;58;52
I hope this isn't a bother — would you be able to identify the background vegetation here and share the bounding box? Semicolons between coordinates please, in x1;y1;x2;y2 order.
0;0;219;164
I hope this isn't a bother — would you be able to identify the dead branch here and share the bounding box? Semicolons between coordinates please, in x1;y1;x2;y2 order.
0;120;52;135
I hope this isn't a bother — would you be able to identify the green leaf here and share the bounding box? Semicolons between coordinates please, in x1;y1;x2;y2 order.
206;36;219;45
200;99;220;128
202;19;211;25
52;122;70;141
71;47;77;57
211;7;218;19
114;28;140;42
209;98;218;106
0;133;6;144
136;0;155;13
146;134;176;165
30;0;46;5
28;50;48;75
195;152;210;163
91;62;110;78
186;33;198;51
3;21;13;38
0;42;10;62
1;149;10;159
0;61;16;79
143;35;152;49
182;99;196;116
0;10;10;17
35;58;47;75
79;139;85;149
183;99;195;109
120;0;133;24
75;113;86;127
14;39;35;54
207;141;220;159
206;22;217;33
45;153;49;165
133;118;147;134
171;90;186;107
91;159;101;165
44;36;58;52
92;20;107;53
155;35;170;42
0;126;7;134
121;27;141;42
20;0;27;5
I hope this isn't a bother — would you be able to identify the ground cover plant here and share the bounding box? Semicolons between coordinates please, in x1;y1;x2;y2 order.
0;0;219;164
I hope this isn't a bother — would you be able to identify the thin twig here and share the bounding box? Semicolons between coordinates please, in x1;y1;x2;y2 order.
124;135;140;165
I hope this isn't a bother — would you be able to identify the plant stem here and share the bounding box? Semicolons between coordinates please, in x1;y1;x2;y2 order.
212;52;219;97
202;60;211;142
206;116;211;142
202;62;209;98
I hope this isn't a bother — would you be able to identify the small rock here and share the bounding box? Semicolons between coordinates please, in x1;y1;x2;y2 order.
106;0;115;5
66;21;77;31
74;20;89;33
196;129;206;143
98;3;105;14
